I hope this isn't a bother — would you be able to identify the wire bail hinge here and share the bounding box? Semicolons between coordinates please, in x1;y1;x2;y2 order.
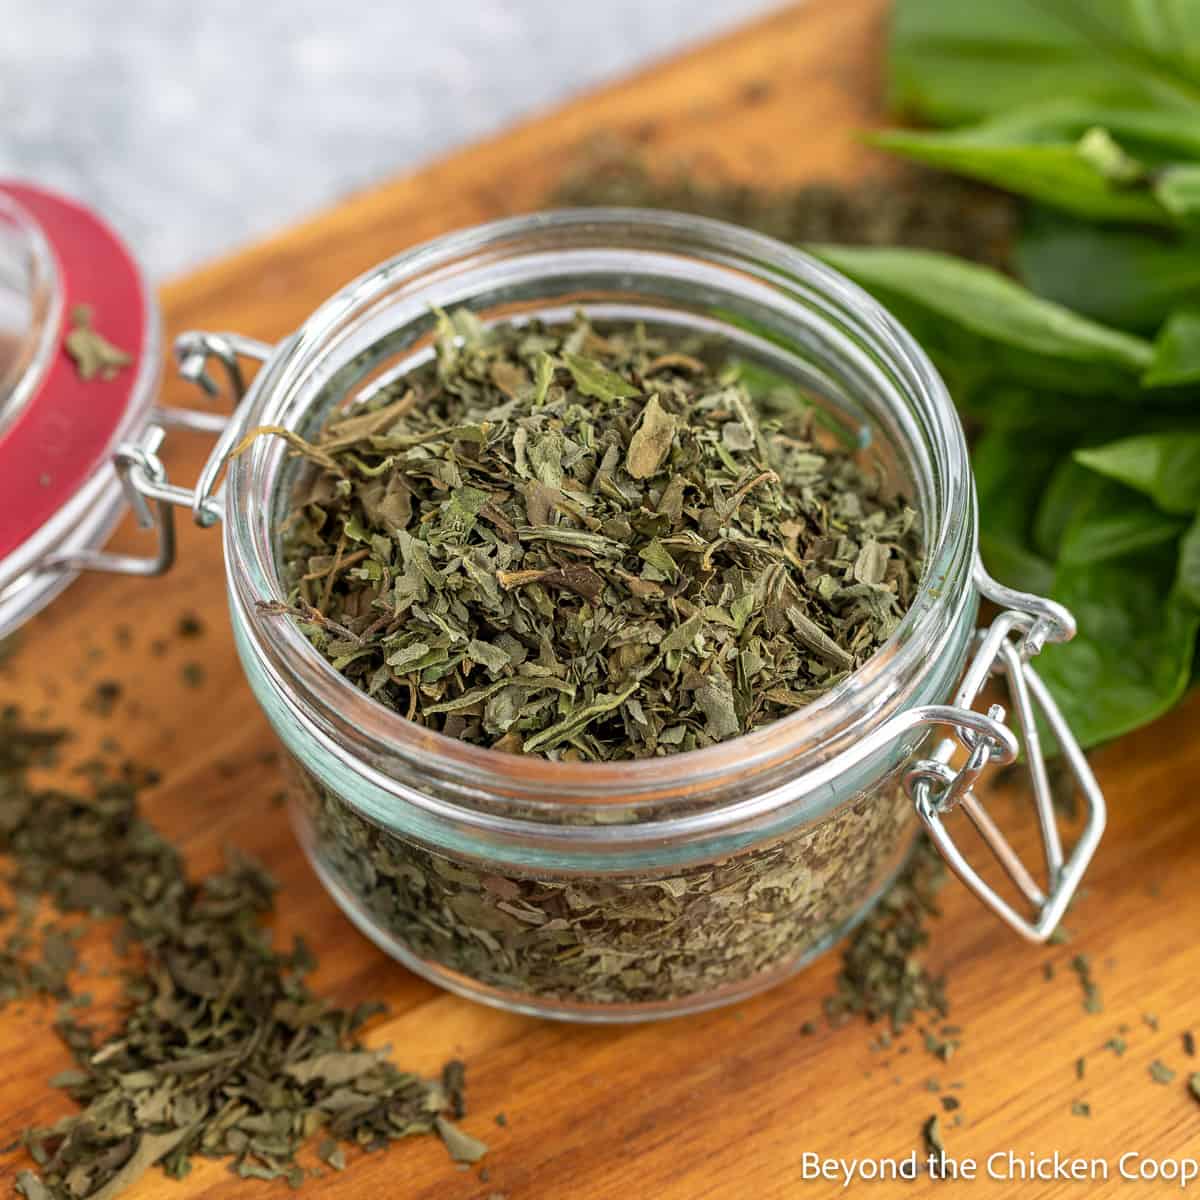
902;568;1105;943
43;332;271;579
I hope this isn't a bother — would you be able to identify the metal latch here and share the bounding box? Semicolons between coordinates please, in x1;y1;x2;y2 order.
43;332;270;577
902;565;1106;942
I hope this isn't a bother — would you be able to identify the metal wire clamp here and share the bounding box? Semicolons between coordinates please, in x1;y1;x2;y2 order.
42;332;271;577
902;571;1105;942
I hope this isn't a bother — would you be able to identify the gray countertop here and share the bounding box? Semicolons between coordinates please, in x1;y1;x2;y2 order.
0;0;776;279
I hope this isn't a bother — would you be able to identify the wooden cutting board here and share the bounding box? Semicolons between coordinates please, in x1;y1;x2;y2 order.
3;1;1198;1196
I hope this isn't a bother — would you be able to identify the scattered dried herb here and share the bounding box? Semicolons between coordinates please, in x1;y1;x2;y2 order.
1071;1100;1091;1118
1106;1036;1128;1057
825;838;948;1031
1070;954;1102;1013
1075;1056;1086;1080
180;663;205;689
435;1115;489;1164
83;680;122;718
1149;1060;1176;1085
177;613;205;639
318;1139;346;1171
922;1114;945;1159
0;706;477;1196
266;311;922;761
1190;1073;1200;1105
554;140;1016;271
923;1030;958;1062
1185;1031;1196;1058
63;305;132;383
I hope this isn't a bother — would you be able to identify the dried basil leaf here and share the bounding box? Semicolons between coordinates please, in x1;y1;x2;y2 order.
0;707;474;1197
268;313;922;762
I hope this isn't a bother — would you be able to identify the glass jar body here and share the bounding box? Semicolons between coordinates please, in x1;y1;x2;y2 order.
293;751;918;1017
223;210;979;1021
233;586;973;1020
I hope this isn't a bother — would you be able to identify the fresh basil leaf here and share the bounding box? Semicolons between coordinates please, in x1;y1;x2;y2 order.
1037;547;1200;747
1179;513;1200;606
872;138;1161;226
1015;208;1200;334
809;244;1153;397
1034;461;1096;560
1063;508;1185;565
1144;307;1200;385
1156;163;1200;221
889;0;1200;128
1035;461;1183;565
1056;472;1186;565
957;383;1166;438
973;428;1061;594
1074;431;1200;513
872;101;1200;226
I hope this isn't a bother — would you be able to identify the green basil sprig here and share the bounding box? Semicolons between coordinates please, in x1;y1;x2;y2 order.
889;0;1200;127
808;244;1153;397
870;102;1200;226
1015;209;1200;334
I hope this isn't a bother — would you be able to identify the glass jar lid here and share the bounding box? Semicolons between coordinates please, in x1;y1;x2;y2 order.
0;182;162;638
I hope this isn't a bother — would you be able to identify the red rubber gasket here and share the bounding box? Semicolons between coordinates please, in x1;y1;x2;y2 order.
0;181;150;561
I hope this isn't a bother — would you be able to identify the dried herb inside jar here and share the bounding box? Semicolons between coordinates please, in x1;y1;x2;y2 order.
290;752;918;1006
259;312;922;761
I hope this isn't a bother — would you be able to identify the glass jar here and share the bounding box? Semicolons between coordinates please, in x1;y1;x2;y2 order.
0;202;1105;1022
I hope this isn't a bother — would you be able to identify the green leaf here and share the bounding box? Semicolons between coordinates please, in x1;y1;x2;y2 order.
562;352;640;402
871;101;1200;226
1035;459;1185;565
1179;514;1200;606
531;351;555;406
1075;432;1200;513
1033;464;1187;565
1037;546;1200;747
973;427;1060;593
957;384;1139;437
1015;207;1200;334
1156;163;1200;221
1061;500;1185;566
1034;460;1094;560
435;1116;489;1165
87;1127;195;1200
625;395;677;478
1144;307;1200;385
809;244;1153;397
889;0;1200;128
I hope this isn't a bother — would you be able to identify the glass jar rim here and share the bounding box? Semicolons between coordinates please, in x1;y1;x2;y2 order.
224;208;977;806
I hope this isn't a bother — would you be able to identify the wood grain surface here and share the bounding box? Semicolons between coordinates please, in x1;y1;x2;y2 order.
3;1;1199;1196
